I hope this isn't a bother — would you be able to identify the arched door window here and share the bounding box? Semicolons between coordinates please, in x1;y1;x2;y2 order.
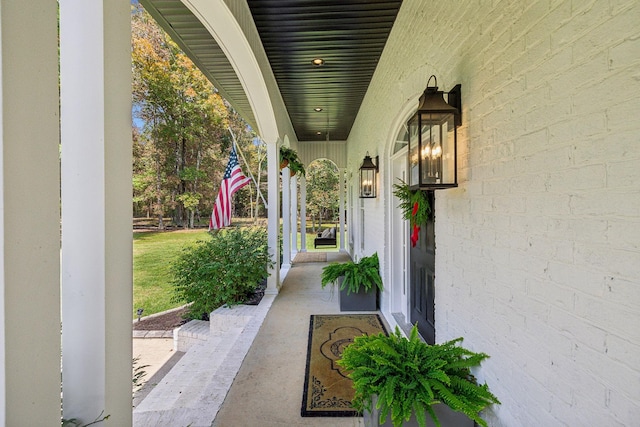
392;125;409;155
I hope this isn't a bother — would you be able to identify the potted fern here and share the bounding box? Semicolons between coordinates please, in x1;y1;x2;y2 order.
320;252;383;311
279;146;305;176
279;146;296;169
288;157;306;176
338;325;500;427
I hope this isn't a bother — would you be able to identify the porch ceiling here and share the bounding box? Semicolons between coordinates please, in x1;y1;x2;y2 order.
139;0;402;142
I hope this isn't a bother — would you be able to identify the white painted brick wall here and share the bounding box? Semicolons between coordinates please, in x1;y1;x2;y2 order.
348;0;640;425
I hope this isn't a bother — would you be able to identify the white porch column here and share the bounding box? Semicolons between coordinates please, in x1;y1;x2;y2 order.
281;167;292;272
300;176;307;252
291;175;298;255
266;140;280;293
339;168;346;251
0;1;61;424
60;1;132;426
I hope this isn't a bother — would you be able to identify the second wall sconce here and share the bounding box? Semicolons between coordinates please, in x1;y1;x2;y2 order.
359;153;379;198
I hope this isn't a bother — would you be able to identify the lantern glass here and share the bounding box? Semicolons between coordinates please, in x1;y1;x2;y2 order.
360;167;376;198
408;115;420;186
359;154;378;198
407;84;459;190
419;112;455;186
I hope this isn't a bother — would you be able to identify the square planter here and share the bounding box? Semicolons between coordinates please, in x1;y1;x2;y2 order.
338;276;377;311
364;396;474;427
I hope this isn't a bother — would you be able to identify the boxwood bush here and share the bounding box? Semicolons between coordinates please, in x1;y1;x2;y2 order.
171;226;274;319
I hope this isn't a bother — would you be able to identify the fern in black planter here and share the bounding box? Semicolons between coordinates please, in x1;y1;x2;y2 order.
338;325;500;427
320;252;383;295
321;253;383;311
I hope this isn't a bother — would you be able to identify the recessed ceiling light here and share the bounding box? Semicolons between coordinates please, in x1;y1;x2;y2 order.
311;58;325;66
314;107;323;112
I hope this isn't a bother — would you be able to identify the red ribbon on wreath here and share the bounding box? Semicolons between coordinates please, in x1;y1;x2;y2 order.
410;201;421;247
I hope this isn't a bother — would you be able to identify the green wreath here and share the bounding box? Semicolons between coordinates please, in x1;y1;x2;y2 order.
392;179;431;246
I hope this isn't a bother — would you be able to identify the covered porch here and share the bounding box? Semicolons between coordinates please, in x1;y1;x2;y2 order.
0;1;638;426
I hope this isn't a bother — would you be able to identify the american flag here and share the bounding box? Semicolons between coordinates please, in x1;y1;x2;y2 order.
209;147;251;230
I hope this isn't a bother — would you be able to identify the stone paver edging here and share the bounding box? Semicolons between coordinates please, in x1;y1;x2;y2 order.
133;295;276;427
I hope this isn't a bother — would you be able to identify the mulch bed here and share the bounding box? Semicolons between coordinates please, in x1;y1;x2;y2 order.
133;307;190;331
133;280;267;330
243;279;267;305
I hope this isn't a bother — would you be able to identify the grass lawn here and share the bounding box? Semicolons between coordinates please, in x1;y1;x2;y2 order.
133;229;209;318
133;221;341;318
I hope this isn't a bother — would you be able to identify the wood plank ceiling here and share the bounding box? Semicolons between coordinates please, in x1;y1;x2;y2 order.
141;0;402;142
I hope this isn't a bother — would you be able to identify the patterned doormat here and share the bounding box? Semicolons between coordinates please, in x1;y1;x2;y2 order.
301;314;388;417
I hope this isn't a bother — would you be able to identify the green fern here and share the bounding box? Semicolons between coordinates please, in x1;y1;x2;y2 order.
320;252;383;294
338;325;500;427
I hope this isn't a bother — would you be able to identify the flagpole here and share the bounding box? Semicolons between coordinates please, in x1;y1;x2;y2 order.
228;126;269;210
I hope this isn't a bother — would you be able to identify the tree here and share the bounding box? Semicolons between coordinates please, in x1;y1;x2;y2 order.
131;5;261;228
306;159;340;232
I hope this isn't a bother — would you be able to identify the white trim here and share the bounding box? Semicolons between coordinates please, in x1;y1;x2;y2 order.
299;176;307;252
291;175;298;255
60;1;133;424
266;140;280;292
382;98;419;330
0;5;6;422
183;0;279;142
281;168;292;270
339;168;346;251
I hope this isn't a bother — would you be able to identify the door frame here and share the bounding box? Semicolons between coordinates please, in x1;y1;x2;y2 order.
389;148;410;323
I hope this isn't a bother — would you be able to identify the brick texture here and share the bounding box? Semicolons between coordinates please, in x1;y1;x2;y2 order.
348;0;640;425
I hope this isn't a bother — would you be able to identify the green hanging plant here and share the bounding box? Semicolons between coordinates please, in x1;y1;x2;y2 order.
288;159;306;176
392;179;431;246
279;146;297;168
279;146;305;176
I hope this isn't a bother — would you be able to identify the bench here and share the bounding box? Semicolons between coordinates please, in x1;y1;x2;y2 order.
314;227;337;248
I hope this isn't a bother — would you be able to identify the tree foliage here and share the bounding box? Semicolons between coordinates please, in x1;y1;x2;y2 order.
305;159;339;231
131;5;265;228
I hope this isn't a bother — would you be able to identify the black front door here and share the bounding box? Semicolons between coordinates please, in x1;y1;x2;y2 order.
409;191;435;344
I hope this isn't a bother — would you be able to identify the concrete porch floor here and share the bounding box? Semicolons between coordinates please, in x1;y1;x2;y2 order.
134;251;371;427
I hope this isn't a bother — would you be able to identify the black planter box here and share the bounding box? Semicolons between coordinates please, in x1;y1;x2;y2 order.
338;276;377;311
365;396;474;427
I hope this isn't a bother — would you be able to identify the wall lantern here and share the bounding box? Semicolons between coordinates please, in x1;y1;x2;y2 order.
359;153;379;198
407;75;461;190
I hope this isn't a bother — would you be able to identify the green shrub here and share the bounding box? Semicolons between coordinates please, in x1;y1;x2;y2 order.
171;227;274;319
